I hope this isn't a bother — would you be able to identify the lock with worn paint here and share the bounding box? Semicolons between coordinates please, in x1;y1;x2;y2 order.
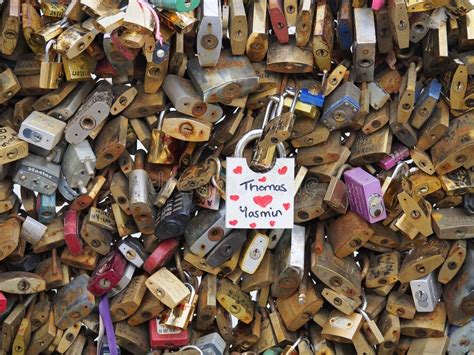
87;250;127;297
0;126;28;165
118;237;148;268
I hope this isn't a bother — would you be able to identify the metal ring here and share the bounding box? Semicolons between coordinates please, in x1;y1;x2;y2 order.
234;129;286;158
180;345;203;354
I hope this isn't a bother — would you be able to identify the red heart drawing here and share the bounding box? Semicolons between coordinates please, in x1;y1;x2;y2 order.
258;176;267;182
253;195;273;208
229;220;238;226
283;203;291;211
249;223;257;228
270;221;276;227
233;166;242;174
278;166;288;175
230;195;239;201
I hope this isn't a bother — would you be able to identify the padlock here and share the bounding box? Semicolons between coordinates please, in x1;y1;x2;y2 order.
344;167;387;223
443;241;474;326
2;294;36;353
258;90;299;149
118;237;148;268
164;282;198;329
11;294;36;355
81;214;113;255
353;8;376;82
115;321;148;353
271;225;305;299
320;82;360;131
398;238;449;283
311;240;362;299
410;271;442;313
55;23;97;59
62;140;96;194
410;79;442;129
239;230;270;274
312;3;333;72
106;261;136;298
188;50;259;103
110;275;147;322
129;150;156;235
195;273;217;330
276;277;323;331
48;80;95;121
400;302;446;338
143;238;180;274
87;250;127;297
36;193;56;224
14;96;36;129
94;115;128;169
53;274;94;329
216;277;254;324
0;126;28;165
163;75;223;122
149;318;189;349
62;53;92;82
431;113;474;175
18;111;66;151
146;267;191;309
154;191;193;239
437;240;466;285
196;0;222;67
64;80;113;144
39;40;64;90
233;311;262;350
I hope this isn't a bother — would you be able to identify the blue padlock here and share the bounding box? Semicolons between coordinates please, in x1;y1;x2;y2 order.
37;193;56;224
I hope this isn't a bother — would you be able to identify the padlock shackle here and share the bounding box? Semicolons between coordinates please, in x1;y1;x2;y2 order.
261;99;275;128
157;103;172;129
45;40;57;62
180;345;203;355
234;129;286;158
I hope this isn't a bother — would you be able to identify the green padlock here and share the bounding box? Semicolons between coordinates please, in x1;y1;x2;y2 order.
151;0;200;12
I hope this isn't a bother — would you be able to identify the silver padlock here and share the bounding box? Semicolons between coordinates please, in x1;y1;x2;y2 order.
410;271;442;312
118;237;148;268
320;81;361;131
184;202;231;258
271;225;305;299
196;0;222;67
267;228;286;249
62;140;96;194
13;154;61;195
188;50;259;103
368;81;390;110
19;111;66;150
20;216;48;245
64;81;113;144
353;7;376;82
162;75;223;122
195;332;226;355
447;320;474;355
48;80;95;121
57;172;80;201
107;263;136;298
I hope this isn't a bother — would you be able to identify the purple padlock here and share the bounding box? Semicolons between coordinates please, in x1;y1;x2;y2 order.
378;143;409;170
343;167;387;224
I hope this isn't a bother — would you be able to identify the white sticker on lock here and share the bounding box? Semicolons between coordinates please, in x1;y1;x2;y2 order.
226;156;294;229
20;216;47;245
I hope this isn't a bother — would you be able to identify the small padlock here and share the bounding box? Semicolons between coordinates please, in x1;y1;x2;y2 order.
148;104;184;165
87;250;127;297
118;237;148;268
36;193;56;225
164;282;198;329
62;140;96;194
39;40;64;90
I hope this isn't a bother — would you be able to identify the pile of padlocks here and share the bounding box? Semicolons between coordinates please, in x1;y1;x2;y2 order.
0;0;473;353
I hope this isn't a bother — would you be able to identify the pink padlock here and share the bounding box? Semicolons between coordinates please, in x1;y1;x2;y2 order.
372;0;385;10
64;209;83;256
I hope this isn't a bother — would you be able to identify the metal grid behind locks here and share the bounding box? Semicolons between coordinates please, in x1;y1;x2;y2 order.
0;0;473;354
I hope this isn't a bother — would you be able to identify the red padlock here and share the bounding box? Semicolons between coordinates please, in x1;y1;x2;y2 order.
87;250;127;296
149;318;189;349
143;238;180;274
0;292;7;313
64;209;83;256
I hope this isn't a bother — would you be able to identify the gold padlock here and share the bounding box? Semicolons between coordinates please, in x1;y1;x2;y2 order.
39;40;64;89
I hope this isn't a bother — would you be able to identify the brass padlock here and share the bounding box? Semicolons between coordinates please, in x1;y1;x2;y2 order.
39;40;64;90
